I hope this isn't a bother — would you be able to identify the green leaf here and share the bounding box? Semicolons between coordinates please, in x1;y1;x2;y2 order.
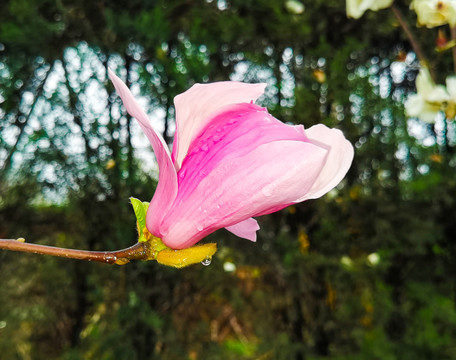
130;198;151;243
142;201;149;212
130;197;147;230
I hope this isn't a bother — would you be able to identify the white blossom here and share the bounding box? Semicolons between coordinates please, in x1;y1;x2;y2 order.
346;0;394;19
405;67;449;123
411;0;456;28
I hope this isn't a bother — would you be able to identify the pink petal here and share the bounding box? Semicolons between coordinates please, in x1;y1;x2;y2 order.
159;105;329;249
297;124;354;201
162;140;327;249
172;103;308;203
108;69;178;235
225;218;260;242
171;82;266;169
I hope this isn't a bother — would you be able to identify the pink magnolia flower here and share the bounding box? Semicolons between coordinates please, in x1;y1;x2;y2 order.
109;70;354;250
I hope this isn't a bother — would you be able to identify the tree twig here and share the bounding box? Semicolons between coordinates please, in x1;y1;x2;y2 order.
451;25;456;74
391;5;432;77
0;238;151;265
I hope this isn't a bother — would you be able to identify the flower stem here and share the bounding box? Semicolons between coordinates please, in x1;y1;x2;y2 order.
0;238;151;265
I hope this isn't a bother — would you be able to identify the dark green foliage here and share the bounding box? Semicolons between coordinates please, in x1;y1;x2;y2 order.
1;0;456;359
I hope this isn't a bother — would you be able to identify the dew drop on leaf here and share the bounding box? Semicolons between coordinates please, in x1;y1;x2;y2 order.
201;256;212;266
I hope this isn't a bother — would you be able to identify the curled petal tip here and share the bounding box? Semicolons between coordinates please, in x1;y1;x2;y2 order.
298;125;354;201
225;218;260;242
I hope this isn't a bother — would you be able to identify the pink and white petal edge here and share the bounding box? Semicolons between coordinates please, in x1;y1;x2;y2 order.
172;81;267;169
225;218;260;242
298;124;354;201
108;69;178;234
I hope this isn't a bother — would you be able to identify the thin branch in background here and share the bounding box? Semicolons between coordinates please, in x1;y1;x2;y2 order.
391;5;434;78
62;56;94;162
125;54;135;181
163;100;171;145
451;25;456;74
0;63;53;178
